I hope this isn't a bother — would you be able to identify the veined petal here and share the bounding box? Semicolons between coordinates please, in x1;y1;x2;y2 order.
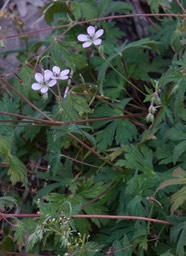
60;75;68;80
53;66;60;75
40;87;49;94
35;73;43;83
60;69;70;77
93;39;102;46
77;34;89;42
87;26;95;37
94;29;104;39
32;83;42;90
48;80;57;87
82;41;92;48
44;70;53;81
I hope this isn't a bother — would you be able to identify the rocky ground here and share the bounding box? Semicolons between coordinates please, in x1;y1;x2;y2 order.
0;0;51;73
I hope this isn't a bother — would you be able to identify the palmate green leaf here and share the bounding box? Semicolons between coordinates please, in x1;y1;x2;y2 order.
0;196;17;210
170;220;186;256
173;140;186;164
154;142;174;165
14;219;37;247
97;43;126;84
15;121;42;143
83;202;108;228
121;38;159;52
78;178;108;199
116;145;154;175
44;193;82;215
34;183;63;201
115;119;137;145
92;98;131;129
74;217;92;234
41;1;69;24
132;222;148;251
58;92;92;121
27;225;44;252
98;38;158;83
160;252;175;256
7;154;28;187
162;124;186;141
112;236;132;256
0;134;11;156
124;49;170;81
102;71;125;99
92;97;131;125
147;0;171;13
0;93;19;134
50;41;87;71
100;0;132;15
98;0;132;17
96;119;137;151
71;0;99;20
96;120;118;151
170;186;186;213
0;236;14;252
68;124;96;145
11;65;36;99
174;80;186;120
126;195;146;216
0;93;19;114
14;220;25;246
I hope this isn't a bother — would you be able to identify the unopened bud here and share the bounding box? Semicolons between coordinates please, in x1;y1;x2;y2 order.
148;105;157;114
146;113;154;123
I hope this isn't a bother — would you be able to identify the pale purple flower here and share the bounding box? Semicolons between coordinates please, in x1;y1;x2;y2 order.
51;66;70;80
32;70;57;94
77;25;104;48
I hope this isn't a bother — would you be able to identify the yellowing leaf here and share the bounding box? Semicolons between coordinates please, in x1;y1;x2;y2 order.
170;186;186;213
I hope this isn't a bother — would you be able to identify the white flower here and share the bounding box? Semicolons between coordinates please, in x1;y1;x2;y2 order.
51;66;70;80
77;25;104;48
32;70;57;94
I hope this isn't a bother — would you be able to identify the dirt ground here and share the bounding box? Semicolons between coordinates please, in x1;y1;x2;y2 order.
0;0;51;73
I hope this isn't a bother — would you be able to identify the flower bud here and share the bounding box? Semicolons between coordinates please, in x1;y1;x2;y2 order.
146;113;154;123
148;105;157;114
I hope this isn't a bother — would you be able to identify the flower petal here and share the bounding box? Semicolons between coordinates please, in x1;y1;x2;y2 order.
52;66;60;75
82;41;92;48
60;69;70;77
77;34;89;42
61;76;68;80
32;83;42;90
48;80;57;87
44;70;53;81
40;87;49;94
94;29;104;39
93;39;102;46
35;73;43;83
87;26;95;37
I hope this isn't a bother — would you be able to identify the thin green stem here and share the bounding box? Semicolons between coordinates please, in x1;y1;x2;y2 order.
105;58;146;96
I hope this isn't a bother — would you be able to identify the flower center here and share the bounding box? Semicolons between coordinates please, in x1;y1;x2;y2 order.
54;72;59;77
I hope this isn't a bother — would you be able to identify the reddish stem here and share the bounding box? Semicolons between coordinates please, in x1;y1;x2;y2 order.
0;79;53;121
175;0;186;14
0;111;145;126
0;13;185;41
0;212;172;225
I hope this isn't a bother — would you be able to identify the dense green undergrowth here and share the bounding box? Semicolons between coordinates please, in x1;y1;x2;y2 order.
1;0;186;255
